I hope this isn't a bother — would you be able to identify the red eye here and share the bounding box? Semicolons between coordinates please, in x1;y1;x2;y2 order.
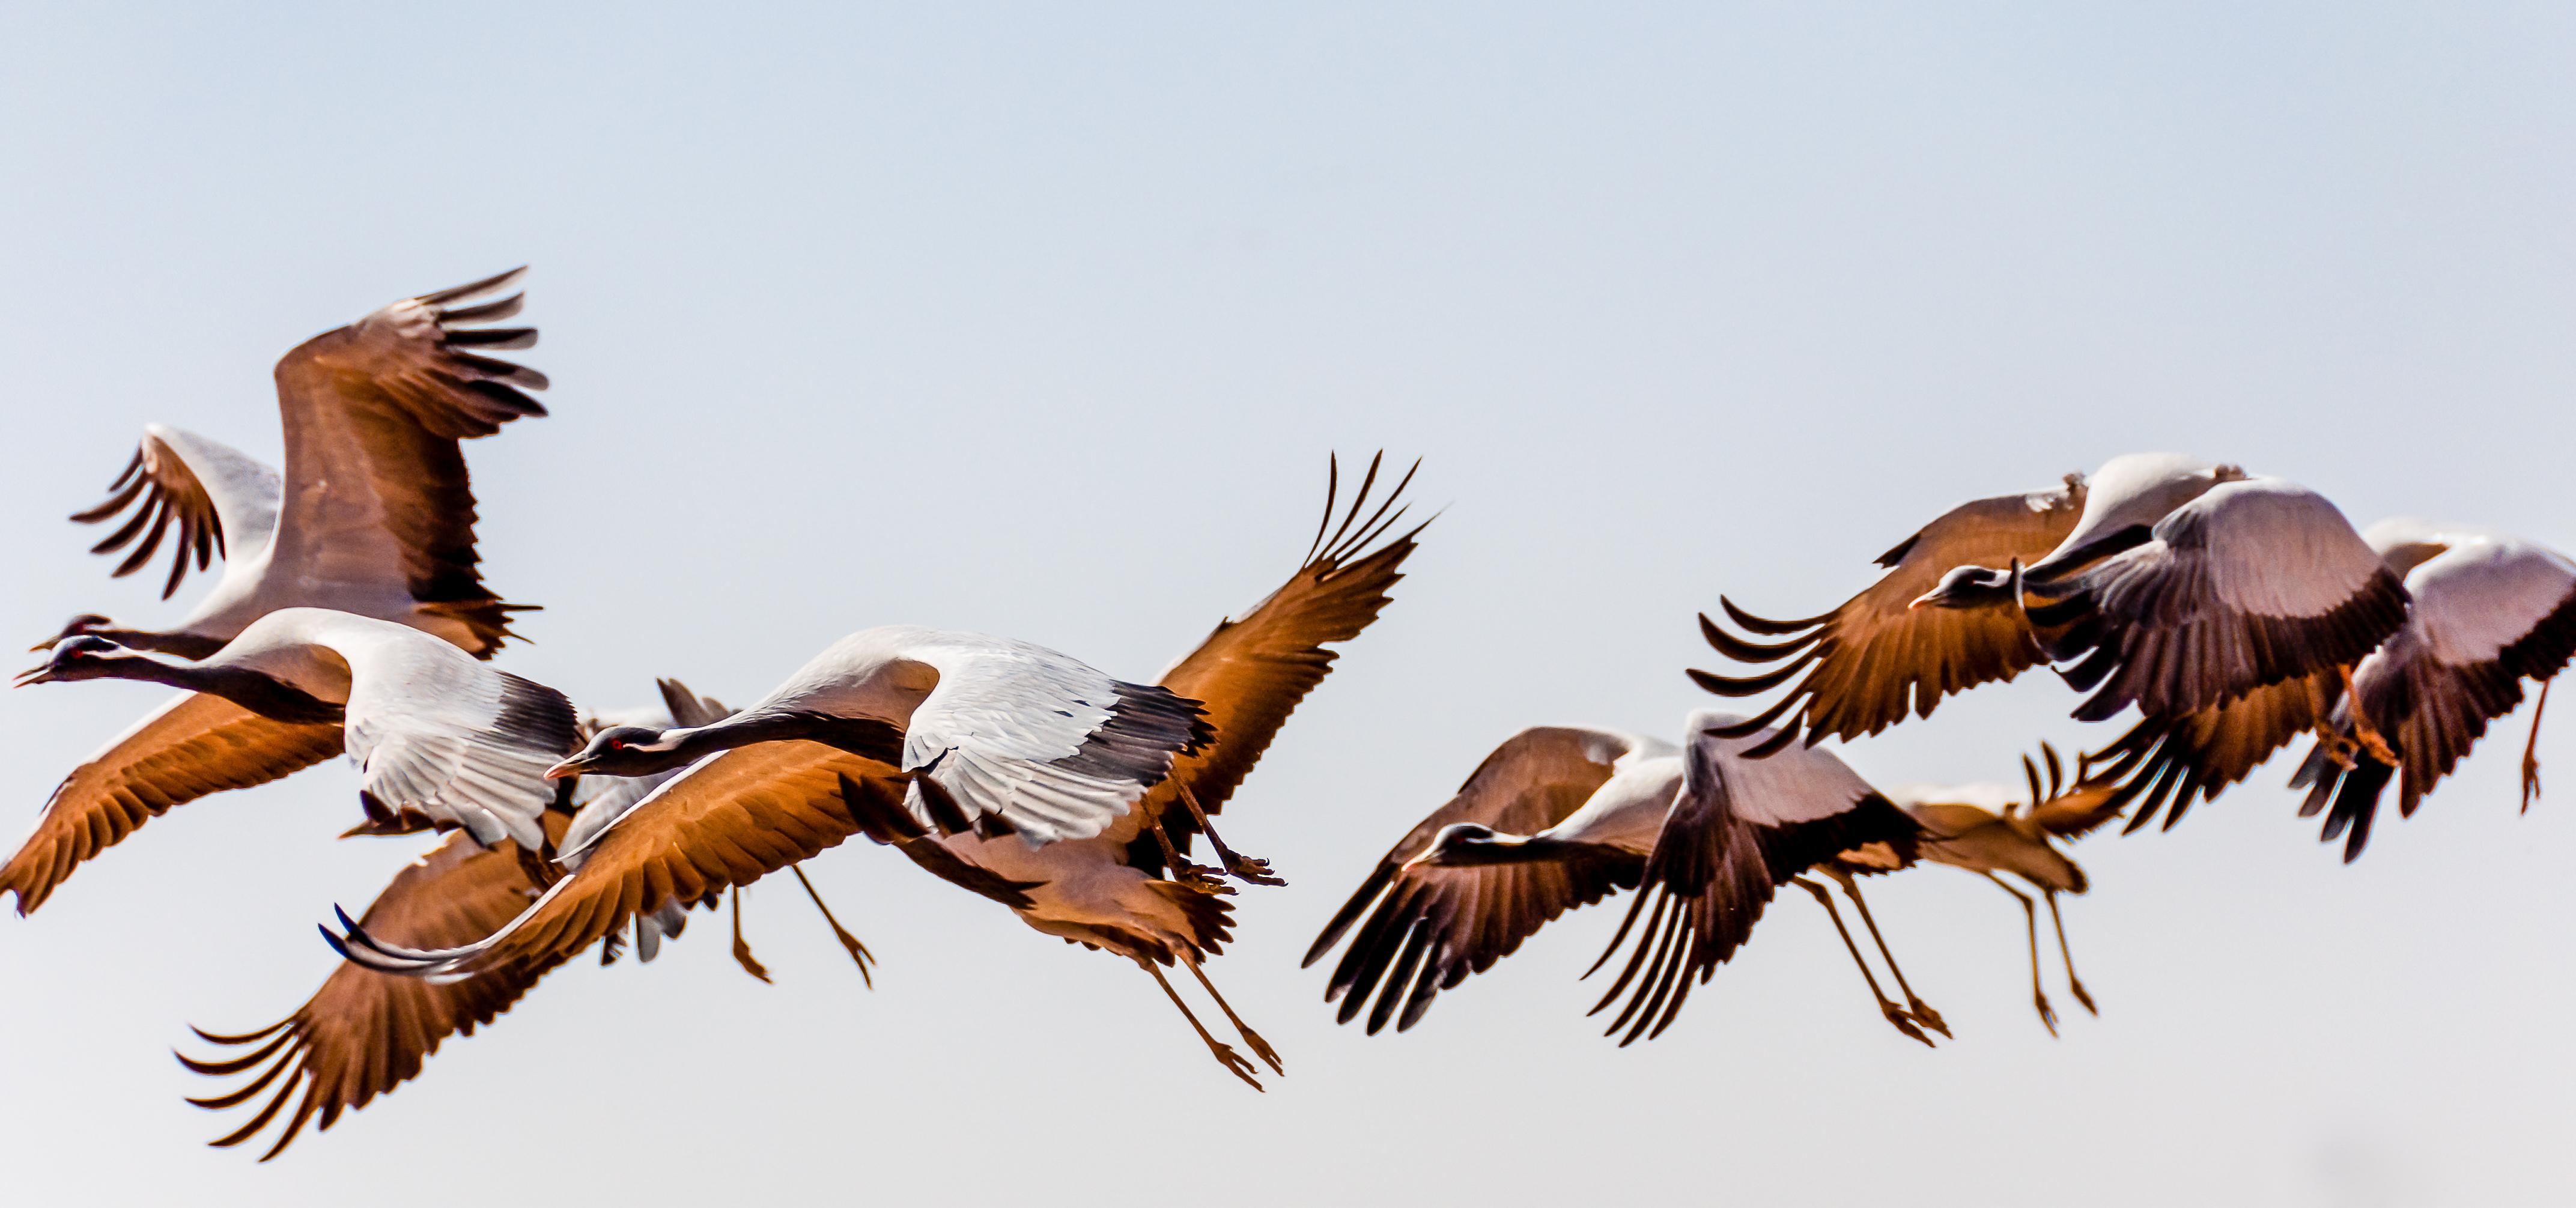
606;738;627;750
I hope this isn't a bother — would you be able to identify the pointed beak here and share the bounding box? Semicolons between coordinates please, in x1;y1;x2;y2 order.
1906;588;1944;611
28;636;61;654
12;663;59;688
543;757;585;780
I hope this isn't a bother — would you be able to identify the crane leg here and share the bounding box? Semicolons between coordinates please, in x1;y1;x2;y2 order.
1175;783;1284;886
1793;876;1934;1048
1831;871;1949;1039
730;887;772;984
1141;958;1263;1091
2044;890;2096;1015
1149;815;1229;891
2522;678;2552;814
788;864;873;989
1182;952;1283;1075
1982;872;2055;1036
2339;665;2399;767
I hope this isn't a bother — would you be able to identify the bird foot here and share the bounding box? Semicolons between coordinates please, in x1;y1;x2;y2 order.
1906;999;1952;1039
1238;1025;1286;1075
2034;993;2060;1038
1882;1003;1937;1048
1220;851;1287;888
1201;1038;1266;1091
1171;861;1236;895
2522;753;2542;814
2068;978;2098;1016
732;936;773;985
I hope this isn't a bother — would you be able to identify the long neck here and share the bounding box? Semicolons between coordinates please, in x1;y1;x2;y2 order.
88;654;343;725
114;629;228;661
625;710;906;774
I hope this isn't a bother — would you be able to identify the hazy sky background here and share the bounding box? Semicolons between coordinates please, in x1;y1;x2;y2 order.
3;4;2571;1204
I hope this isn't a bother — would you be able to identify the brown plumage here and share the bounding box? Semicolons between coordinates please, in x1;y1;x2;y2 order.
179;813;574;1161
1888;745;2121;1035
1305;727;1651;1035
0;694;344;915
1694;476;2084;755
333;456;1427;1091
2077;670;2337;834
70;432;229;599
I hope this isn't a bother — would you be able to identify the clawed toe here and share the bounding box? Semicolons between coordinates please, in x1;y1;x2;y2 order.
1224;854;1287;887
2068;979;2098;1016
2034;994;2059;1037
1206;1040;1265;1091
1239;1027;1285;1075
1907;1000;1952;1039
1882;1004;1937;1048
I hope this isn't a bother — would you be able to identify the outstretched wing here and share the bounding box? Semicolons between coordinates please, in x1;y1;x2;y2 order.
178;815;571;1161
899;641;1211;846
2031;479;2408;724
0;693;344;914
69;426;281;599
1587;723;1918;1046
267;269;545;658
2079;671;2335;834
1304;726;1643;1034
1131;454;1426;857
2295;538;2576;861
330;743;910;978
340;634;577;851
1694;478;2083;753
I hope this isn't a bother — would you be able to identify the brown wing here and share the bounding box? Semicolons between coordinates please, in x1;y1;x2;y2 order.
2076;671;2334;835
333;742;908;977
179;814;572;1161
0;694;345;914
267;269;546;657
1694;477;2084;753
1302;726;1642;1034
68;429;245;599
1131;454;1425;858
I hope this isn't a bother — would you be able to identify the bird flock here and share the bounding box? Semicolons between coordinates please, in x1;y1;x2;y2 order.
10;271;2572;1158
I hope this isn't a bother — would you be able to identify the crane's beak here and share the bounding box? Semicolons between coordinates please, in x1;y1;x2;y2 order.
12;662;62;688
543;756;588;780
1906;587;1947;611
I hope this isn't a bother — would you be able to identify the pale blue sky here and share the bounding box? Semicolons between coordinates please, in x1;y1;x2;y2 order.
2;5;2570;1204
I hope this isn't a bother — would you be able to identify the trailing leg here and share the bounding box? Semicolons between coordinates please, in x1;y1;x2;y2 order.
730;887;772;984
2044;890;2097;1015
1141;958;1262;1090
1182;952;1283;1075
1830;870;1949;1038
789;864;874;989
1982;871;2053;1036
1793;876;1933;1048
1173;783;1283;886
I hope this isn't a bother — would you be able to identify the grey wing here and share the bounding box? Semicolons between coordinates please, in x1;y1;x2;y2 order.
343;640;577;850
68;426;281;599
2033;479;2410;723
899;643;1211;845
1587;718;1919;1045
2295;538;2576;859
1304;726;1646;1033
